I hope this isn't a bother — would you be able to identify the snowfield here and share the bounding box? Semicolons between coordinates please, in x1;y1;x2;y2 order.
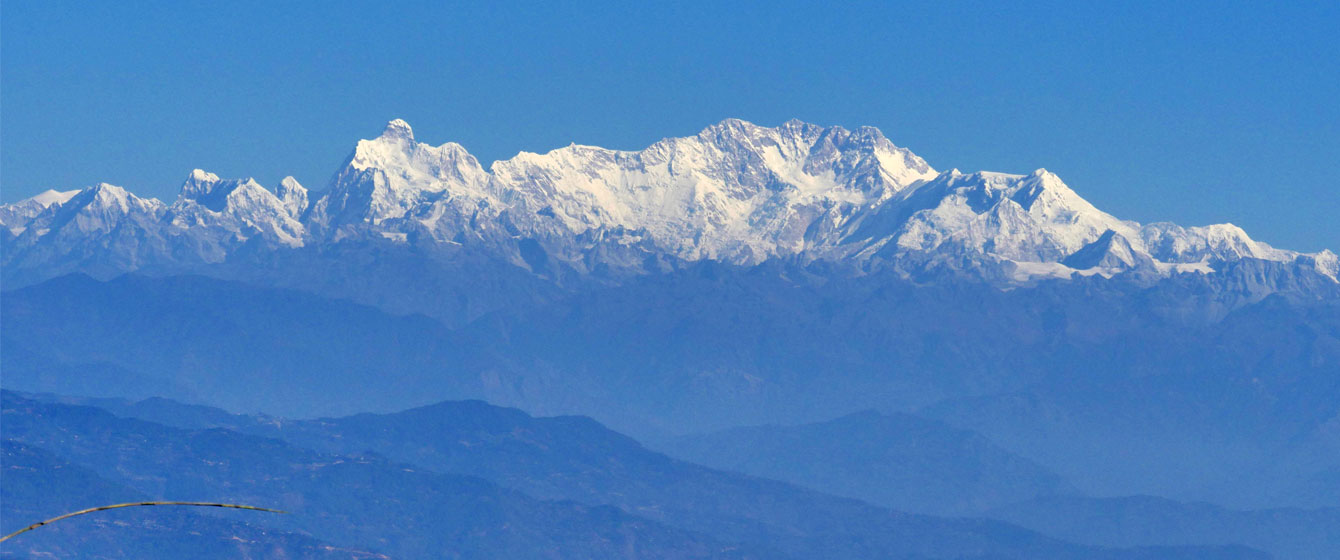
2;118;1334;285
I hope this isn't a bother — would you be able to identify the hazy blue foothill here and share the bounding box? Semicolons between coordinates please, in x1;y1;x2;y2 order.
1;393;768;559
5;268;1337;505
984;496;1340;560
2;391;1276;559
0;440;387;559
658;409;1076;516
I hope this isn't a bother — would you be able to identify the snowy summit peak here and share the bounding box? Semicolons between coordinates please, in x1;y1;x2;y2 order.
29;189;80;208
179;169;224;198
2;117;1332;292
279;176;304;191
190;168;220;181
380;119;414;142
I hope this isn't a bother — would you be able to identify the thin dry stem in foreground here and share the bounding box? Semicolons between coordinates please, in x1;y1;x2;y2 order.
0;501;288;543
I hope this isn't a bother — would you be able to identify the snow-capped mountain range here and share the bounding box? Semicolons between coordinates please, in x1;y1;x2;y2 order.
3;118;1335;288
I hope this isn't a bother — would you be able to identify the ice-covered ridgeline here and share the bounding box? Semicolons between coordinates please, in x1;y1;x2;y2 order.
0;169;309;282
303;118;939;264
1;118;1335;285
0;189;81;236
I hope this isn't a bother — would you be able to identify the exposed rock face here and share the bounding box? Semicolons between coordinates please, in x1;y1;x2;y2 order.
2;118;1334;294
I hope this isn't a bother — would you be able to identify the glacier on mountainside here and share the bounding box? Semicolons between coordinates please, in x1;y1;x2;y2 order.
2;118;1334;289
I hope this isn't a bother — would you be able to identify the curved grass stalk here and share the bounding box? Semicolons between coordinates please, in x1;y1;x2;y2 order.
0;501;287;543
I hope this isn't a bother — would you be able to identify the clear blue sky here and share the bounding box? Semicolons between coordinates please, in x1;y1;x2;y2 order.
3;0;1336;250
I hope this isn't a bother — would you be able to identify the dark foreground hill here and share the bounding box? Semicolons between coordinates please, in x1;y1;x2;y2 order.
1;392;1266;560
0;440;387;559
0;393;764;559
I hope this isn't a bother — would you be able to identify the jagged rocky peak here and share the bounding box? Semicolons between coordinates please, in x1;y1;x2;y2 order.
1005;170;1133;235
28;189;81;208
877;168;1139;265
309;119;493;230
1137;222;1286;264
480;118;945;263
30;182;167;237
276;176;309;219
175;169;276;213
380;118;414;142
179;168;223;198
70;182;161;213
1;118;1333;292
0;189;81;234
1305;249;1339;280
351;119;487;183
163;170;306;251
494;117;936;203
1063;230;1153;271
691;118;935;185
279;176;305;192
934;168;1090;210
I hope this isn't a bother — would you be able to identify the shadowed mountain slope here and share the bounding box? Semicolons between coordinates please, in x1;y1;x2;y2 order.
1;392;1267;560
0;439;387;559
986;495;1340;560
0;393;767;559
658;410;1073;516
